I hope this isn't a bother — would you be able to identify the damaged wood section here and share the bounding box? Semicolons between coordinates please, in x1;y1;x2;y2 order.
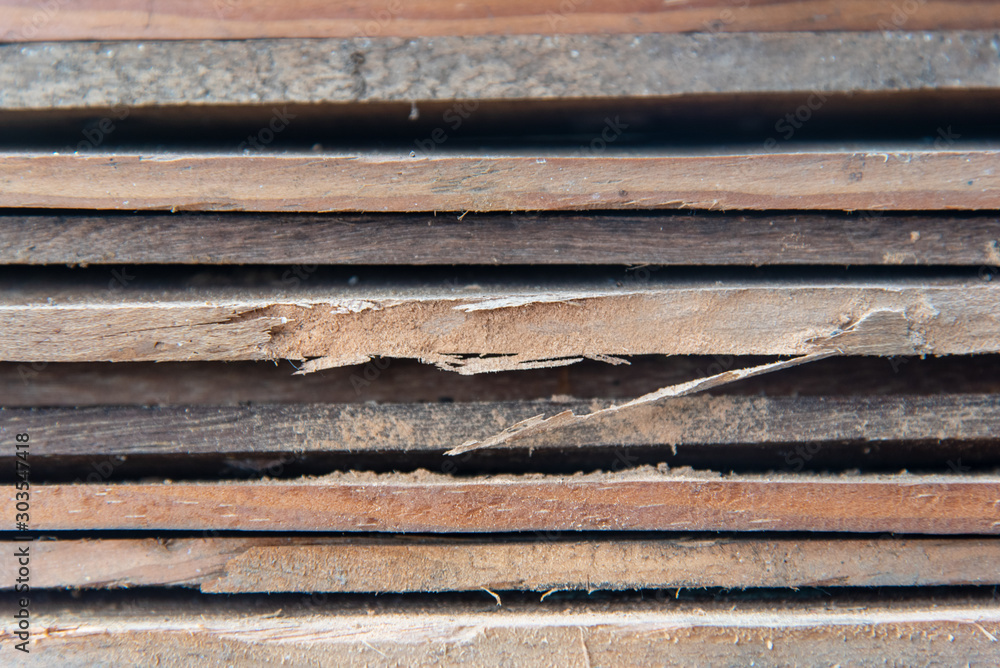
3;1;998;41
4;536;1000;593
2;278;998;366
8;395;998;458
4;149;1000;211
18;470;1000;533
3;33;1000;111
2;593;999;665
4;211;1000;266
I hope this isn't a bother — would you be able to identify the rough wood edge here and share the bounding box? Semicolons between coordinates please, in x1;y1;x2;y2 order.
6;393;997;458
3;593;999;665
4;1;1000;41
3;284;998;365
4;536;999;592
18;469;1000;533
3;212;999;265
3;150;1000;212
4;33;1000;111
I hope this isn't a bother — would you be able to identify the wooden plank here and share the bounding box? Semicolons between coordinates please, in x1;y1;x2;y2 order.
2;277;997;365
6;395;998;458
16;470;1000;533
4;1;999;41
4;212;1000;265
5;356;1000;407
3;33;1000;111
3;148;1000;212
4;536;999;592
4;594;1000;666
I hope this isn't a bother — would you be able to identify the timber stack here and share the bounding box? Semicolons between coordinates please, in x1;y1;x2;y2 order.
1;1;999;664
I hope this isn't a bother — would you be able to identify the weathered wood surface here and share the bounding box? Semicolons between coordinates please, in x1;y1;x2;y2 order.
4;212;1000;265
5;356;1000;407
3;149;1000;212
3;33;1000;110
4;536;1000;592
6;395;997;457
17;470;1000;533
4;1;998;41
2;278;998;366
2;593;999;665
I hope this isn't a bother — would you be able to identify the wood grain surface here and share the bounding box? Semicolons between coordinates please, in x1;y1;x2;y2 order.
4;211;999;265
3;33;1000;110
4;536;999;592
17;470;1000;533
2;1;998;41
6;395;997;457
2;278;997;365
3;149;1000;212
3;593;999;666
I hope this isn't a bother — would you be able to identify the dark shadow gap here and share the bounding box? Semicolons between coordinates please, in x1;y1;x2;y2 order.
2;91;1000;151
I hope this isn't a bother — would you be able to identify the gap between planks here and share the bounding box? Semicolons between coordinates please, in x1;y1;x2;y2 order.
4;356;999;407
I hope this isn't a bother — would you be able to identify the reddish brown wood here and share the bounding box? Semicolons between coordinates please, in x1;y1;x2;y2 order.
3;0;997;41
21;472;1000;534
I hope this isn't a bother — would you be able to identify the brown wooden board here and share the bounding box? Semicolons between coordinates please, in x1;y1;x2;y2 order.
4;212;1000;266
4;1;999;41
2;277;997;366
3;33;1000;111
3;536;999;592
16;470;1000;533
5;395;998;458
2;593;999;665
3;149;1000;212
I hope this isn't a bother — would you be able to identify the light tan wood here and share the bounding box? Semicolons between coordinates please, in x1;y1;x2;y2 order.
5;536;999;592
2;149;1000;211
2;278;997;366
2;1;998;41
4;593;999;665
18;470;1000;533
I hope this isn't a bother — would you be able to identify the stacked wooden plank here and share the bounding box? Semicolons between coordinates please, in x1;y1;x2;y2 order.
2;2;1000;664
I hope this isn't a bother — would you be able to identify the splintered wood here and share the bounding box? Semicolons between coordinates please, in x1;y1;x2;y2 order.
3;280;999;366
8;394;998;457
5;7;1000;665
